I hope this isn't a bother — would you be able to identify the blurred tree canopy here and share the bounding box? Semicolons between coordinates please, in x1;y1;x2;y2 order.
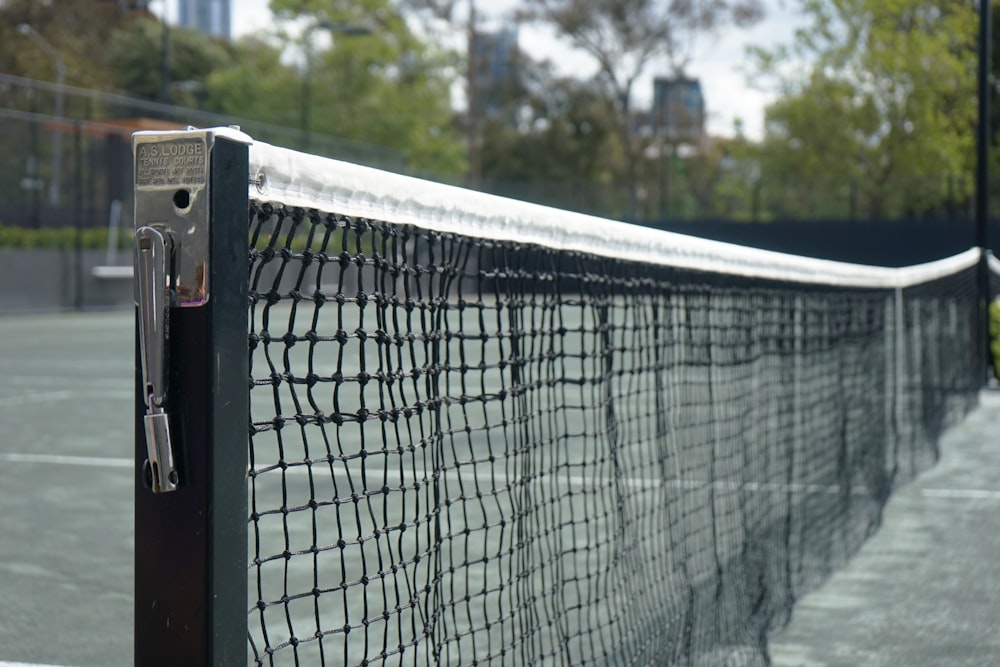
472;46;624;213
1;0;993;224
750;0;980;220
107;16;236;105
260;0;466;173
520;0;765;218
0;0;466;174
480;62;618;184
0;0;128;90
201;37;303;130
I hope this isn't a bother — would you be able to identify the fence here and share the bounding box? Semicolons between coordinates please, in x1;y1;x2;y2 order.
1;73;998;311
0;74;413;310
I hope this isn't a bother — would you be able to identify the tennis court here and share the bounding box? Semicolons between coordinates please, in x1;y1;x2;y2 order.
234;132;984;665
0;310;998;666
770;389;1000;667
2;126;999;667
0;311;134;666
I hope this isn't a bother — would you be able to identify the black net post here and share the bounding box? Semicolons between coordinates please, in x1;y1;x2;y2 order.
133;129;250;666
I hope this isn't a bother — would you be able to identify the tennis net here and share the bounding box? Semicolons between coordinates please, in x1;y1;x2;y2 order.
132;128;987;667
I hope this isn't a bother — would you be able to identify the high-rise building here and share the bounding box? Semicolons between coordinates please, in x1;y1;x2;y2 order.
471;27;520;119
178;0;231;39
652;77;705;143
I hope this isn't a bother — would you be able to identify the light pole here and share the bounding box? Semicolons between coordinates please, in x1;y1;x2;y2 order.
300;19;371;148
466;0;481;187
976;0;991;253
160;15;172;104
977;0;993;381
18;24;65;208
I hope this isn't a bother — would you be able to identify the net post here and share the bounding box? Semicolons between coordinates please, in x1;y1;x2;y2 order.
132;128;250;666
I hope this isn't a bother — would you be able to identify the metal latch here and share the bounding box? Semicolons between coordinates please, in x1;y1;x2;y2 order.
136;225;178;493
133;129;215;493
132;128;250;492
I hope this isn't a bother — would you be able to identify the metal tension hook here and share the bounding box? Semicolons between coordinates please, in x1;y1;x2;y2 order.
136;225;179;493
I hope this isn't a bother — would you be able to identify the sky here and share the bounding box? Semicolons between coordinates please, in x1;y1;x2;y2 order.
156;0;808;140
490;0;809;140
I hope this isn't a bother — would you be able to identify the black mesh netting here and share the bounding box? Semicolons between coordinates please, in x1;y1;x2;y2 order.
247;202;980;666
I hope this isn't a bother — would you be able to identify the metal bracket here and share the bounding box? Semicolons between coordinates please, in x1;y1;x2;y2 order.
136;225;177;493
133;131;211;306
132;127;251;493
134;131;211;493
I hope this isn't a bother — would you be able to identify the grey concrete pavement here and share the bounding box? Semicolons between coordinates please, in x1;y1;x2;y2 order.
770;390;1000;667
0;311;133;667
1;311;998;666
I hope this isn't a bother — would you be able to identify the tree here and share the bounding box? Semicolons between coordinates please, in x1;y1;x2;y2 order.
202;36;303;131
989;0;1000;204
266;0;466;174
400;0;631;213
478;56;625;215
0;0;132;91
397;0;482;180
751;0;979;220
107;15;236;104
675;128;762;221
521;0;764;219
0;2;237;109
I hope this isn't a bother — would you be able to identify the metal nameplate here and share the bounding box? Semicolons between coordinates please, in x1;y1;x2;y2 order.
135;138;208;189
133;131;212;307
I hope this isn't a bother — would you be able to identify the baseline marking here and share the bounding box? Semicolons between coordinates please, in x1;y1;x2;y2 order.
255;463;1000;501
920;488;1000;501
0;453;132;469
0;391;73;407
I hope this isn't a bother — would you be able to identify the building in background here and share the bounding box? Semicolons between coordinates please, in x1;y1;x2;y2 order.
471;26;520;119
178;0;230;39
652;77;705;144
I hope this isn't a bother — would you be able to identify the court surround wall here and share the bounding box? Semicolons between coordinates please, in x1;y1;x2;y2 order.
0;249;132;312
1;217;997;313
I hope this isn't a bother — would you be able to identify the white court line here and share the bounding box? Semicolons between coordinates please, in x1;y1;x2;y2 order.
257;464;877;497
921;488;1000;501
0;453;132;469
264;464;1000;501
0;391;73;407
0;662;73;667
8;453;991;501
2;375;128;386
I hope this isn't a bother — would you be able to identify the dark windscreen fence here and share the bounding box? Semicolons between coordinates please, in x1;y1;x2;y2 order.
131;129;986;667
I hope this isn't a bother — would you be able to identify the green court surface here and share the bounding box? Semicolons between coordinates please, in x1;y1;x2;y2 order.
1;311;998;667
769;390;1000;667
0;312;134;667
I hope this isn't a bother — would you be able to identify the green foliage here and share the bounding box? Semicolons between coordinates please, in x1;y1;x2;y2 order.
520;0;765;216
752;0;978;220
240;0;466;174
0;0;465;177
0;226;129;250
202;36;304;130
681;135;763;221
470;54;632;215
107;16;236;103
990;299;1000;381
481;62;620;182
0;0;126;90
